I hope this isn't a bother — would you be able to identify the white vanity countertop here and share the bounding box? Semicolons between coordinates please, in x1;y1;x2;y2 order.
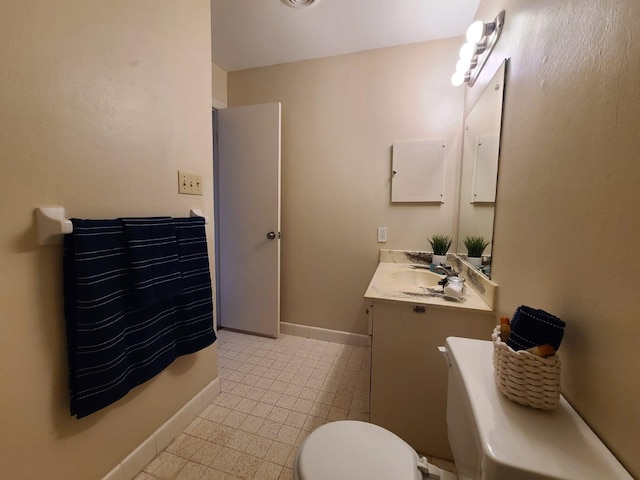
364;261;493;312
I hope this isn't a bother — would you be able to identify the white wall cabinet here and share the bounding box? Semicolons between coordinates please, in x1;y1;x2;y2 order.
391;140;446;202
370;301;493;460
471;135;499;203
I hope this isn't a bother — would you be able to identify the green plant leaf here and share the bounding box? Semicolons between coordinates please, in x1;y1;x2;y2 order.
463;236;490;257
427;234;452;255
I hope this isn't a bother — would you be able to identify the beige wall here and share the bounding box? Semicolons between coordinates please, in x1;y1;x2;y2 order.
472;0;640;476
0;1;217;479
228;39;465;335
212;61;228;106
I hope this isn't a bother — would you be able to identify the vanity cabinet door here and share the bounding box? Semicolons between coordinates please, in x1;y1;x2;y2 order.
370;302;493;460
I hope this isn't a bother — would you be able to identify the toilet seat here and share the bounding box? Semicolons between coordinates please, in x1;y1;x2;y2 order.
295;421;422;480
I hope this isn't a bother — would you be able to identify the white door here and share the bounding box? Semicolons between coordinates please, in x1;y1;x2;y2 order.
217;103;281;337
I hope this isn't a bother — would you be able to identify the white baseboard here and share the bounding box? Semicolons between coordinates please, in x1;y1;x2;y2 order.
102;377;221;480
280;322;370;347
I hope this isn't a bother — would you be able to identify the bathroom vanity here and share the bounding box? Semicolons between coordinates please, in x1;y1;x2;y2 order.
364;250;496;460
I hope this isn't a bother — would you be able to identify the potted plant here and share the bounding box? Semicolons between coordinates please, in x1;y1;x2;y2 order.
427;234;452;266
463;236;490;268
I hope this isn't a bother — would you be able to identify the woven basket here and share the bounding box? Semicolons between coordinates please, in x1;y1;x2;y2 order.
491;326;561;410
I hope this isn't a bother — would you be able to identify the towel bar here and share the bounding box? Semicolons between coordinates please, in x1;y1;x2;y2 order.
35;206;209;245
189;209;209;225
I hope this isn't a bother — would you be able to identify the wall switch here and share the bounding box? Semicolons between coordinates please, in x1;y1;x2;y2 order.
178;171;203;195
377;226;388;243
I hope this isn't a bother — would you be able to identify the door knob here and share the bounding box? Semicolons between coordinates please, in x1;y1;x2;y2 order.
266;231;276;240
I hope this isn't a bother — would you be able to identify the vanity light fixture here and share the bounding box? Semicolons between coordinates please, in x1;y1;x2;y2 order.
451;10;505;87
281;0;320;8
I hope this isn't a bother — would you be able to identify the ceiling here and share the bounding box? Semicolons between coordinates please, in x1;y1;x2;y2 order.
211;0;481;72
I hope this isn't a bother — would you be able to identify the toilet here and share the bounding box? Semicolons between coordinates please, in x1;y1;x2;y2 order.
294;336;633;480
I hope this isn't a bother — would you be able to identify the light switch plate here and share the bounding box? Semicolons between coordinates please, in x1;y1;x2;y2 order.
178;171;202;195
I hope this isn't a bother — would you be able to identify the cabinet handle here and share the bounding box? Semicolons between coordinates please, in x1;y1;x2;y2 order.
413;306;426;313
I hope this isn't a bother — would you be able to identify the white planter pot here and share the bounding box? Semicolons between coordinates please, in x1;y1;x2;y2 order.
432;254;448;266
467;256;483;268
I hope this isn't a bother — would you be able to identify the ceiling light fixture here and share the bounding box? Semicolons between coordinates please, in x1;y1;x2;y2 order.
281;0;320;8
451;10;505;87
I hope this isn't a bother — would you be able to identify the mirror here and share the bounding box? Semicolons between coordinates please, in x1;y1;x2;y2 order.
456;60;507;278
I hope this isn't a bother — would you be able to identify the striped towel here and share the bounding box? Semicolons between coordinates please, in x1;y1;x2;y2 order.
506;305;565;351
173;217;217;356
63;217;215;418
122;217;181;307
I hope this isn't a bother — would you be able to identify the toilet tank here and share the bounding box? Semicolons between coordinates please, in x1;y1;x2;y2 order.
444;337;633;480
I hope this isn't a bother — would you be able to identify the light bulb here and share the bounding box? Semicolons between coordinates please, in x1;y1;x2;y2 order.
466;21;485;43
459;42;476;61
451;72;465;87
456;58;471;74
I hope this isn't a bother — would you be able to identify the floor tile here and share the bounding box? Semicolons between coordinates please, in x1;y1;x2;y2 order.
256;419;282;440
244;435;273;459
200;468;229;480
222;411;248;428
139;329;372;480
144;452;188;479
266;406;289;424
285;447;298;470
234;398;258;415
218;393;242;409
209;447;243;474
166;434;205;459
133;472;157;480
202;405;232;423
291;398;313;414
276;395;297;410
190;441;223;466
238;415;265;434
301;415;324;433
226;429;253;451
175;461;209;480
263;441;292;466
228;453;261;480
277;467;293;480
283;411;306;429
209;424;236;447
253;460;282;480
275;425;300;446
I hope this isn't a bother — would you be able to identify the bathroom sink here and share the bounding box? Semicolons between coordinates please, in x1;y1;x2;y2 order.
391;270;443;289
364;260;493;312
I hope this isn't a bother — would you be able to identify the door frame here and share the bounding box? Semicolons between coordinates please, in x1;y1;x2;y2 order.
212;106;221;330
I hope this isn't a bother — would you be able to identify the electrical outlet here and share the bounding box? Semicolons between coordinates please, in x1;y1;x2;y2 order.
377;226;388;243
178;171;203;195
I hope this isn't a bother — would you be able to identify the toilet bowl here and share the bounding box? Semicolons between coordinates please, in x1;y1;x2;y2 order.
294;337;633;480
294;420;424;480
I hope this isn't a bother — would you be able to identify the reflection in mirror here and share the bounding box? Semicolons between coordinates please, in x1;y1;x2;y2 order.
457;59;507;278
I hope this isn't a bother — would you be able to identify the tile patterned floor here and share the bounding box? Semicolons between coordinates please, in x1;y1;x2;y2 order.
135;328;371;480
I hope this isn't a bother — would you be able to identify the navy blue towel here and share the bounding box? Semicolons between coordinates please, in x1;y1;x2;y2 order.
122;217;181;307
63;216;215;418
173;217;217;355
507;305;565;351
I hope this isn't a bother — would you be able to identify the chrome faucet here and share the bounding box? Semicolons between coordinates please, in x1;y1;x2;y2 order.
432;265;458;287
432;265;455;276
